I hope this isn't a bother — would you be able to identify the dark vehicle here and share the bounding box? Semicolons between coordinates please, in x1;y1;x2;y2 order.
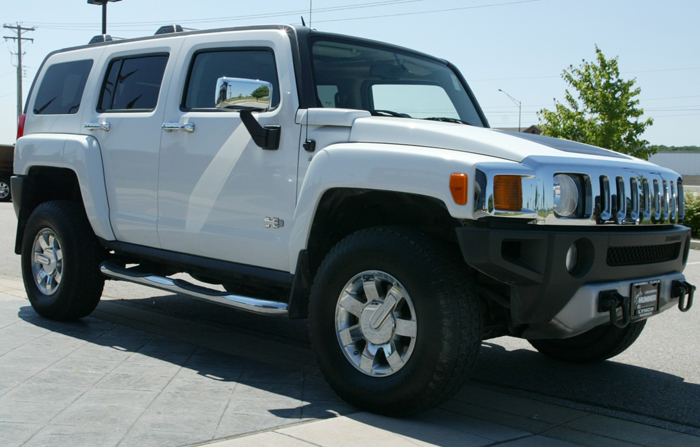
0;144;13;202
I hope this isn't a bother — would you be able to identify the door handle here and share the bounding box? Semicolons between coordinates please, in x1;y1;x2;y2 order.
84;122;111;131
162;123;195;133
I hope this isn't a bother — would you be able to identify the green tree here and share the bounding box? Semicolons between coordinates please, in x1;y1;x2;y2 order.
538;46;654;159
251;86;270;100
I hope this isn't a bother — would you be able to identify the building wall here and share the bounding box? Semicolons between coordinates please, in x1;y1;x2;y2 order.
649;152;700;176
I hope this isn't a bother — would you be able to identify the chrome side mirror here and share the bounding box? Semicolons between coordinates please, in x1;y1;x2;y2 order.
215;77;273;112
215;77;280;150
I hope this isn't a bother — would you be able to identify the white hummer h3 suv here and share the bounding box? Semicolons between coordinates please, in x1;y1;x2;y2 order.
12;24;695;415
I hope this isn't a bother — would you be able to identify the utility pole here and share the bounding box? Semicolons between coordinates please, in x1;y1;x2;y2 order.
4;23;35;122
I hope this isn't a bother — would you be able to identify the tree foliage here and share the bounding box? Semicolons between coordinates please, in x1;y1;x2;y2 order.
538;46;654;159
251;86;270;100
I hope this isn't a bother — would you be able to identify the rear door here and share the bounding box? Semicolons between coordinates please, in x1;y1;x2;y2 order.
157;30;301;271
81;38;183;247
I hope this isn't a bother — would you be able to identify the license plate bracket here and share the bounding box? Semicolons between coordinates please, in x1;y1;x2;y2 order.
631;280;660;318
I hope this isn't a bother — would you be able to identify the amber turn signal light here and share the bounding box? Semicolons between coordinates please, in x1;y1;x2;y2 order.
450;173;468;205
494;175;522;211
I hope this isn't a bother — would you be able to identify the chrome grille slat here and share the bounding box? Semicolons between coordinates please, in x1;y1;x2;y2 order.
630;178;639;222
599;176;611;222
615;176;626;224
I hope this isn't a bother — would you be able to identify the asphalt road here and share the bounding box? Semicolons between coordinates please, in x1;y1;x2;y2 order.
1;202;699;432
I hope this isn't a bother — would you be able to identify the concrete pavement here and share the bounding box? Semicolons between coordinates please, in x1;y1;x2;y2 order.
1;277;699;447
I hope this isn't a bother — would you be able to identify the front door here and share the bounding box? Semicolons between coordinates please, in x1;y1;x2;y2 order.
157;32;301;272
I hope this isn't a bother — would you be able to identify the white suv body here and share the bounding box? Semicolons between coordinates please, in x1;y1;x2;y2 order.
12;25;694;415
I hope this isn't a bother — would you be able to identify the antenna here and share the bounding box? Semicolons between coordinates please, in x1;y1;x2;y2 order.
301;16;306;27
309;0;313;28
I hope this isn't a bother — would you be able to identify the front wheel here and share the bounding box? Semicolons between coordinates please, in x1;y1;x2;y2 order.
21;201;105;321
309;227;482;416
528;320;647;363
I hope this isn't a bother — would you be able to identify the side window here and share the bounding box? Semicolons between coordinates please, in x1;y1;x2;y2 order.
98;54;168;112
183;49;279;110
34;59;93;115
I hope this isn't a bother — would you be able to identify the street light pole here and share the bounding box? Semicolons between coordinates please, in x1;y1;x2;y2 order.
87;0;122;35
499;89;521;132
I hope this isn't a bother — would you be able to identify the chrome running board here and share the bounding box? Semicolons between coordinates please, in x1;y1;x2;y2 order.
100;261;288;316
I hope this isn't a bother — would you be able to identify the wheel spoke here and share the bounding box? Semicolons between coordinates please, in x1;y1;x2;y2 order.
338;324;363;347
385;343;404;371
369;287;399;329
55;249;63;262
54;269;62;285
48;235;57;250
359;348;375;374
45;276;54;294
339;292;364;317
36;270;45;287
362;279;381;302
38;236;49;251
395;318;417;337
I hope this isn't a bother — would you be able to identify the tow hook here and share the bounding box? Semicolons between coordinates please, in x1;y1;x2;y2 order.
672;280;695;312
599;290;631;328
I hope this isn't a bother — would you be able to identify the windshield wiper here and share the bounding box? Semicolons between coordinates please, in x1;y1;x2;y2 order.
424;117;472;125
370;109;412;118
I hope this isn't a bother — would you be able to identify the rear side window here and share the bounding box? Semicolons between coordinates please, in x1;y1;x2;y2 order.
183;49;279;110
98;54;168;112
33;59;93;115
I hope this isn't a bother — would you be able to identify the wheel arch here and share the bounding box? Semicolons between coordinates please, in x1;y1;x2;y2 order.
289;187;462;318
13;135;114;254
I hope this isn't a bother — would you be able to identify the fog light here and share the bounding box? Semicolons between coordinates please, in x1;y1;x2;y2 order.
553;174;579;217
566;242;579;273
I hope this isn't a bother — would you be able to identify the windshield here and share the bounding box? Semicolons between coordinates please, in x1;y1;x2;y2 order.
310;37;485;126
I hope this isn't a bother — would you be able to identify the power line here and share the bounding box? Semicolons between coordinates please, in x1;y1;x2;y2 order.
3;23;34;123
32;0;434;29
312;0;539;24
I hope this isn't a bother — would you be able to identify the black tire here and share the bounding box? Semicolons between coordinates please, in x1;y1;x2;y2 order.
308;227;482;416
0;177;10;202
21;200;105;321
528;320;647;363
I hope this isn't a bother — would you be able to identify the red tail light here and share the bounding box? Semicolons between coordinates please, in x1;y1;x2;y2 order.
16;113;26;140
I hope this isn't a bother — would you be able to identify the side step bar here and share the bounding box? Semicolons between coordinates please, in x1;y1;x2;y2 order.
100;261;288;316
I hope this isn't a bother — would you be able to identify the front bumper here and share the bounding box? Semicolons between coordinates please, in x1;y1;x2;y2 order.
457;224;691;336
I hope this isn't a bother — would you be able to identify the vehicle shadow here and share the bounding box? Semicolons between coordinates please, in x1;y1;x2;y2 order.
15;299;700;446
14;303;352;445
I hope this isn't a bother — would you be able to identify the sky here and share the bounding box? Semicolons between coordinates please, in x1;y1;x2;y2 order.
1;0;698;147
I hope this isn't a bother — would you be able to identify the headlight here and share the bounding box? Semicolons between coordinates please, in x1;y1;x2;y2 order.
553;174;579;217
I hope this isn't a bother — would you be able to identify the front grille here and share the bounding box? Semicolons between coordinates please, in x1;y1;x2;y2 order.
595;174;683;225
606;243;681;266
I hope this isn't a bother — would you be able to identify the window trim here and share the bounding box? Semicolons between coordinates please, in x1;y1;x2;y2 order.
180;47;281;113
96;52;170;113
33;59;94;116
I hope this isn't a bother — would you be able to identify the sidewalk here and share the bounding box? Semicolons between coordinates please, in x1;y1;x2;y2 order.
0;277;698;447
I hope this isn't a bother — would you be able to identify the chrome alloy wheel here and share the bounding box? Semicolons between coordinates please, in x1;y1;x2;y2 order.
0;181;9;199
31;229;63;295
335;270;417;377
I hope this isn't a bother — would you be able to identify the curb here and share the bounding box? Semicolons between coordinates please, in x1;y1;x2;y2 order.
691;240;700;250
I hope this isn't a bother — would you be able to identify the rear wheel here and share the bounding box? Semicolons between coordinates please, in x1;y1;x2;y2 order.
0;177;10;202
21;201;105;320
528;320;646;363
309;227;482;416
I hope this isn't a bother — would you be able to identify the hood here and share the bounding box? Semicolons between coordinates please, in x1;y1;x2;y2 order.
348;117;635;163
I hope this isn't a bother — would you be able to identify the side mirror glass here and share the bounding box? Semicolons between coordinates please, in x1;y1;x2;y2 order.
215;77;273;112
